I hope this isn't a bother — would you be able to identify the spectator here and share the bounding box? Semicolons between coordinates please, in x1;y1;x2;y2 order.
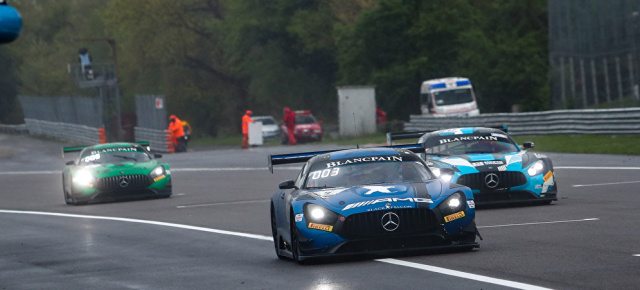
78;48;93;80
168;115;187;152
242;110;254;149
282;107;297;145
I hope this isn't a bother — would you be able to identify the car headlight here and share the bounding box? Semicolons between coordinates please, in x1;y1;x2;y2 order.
431;168;453;182
313;129;322;133
304;203;338;224
527;160;544;176
73;170;95;187
438;191;465;215
150;166;166;179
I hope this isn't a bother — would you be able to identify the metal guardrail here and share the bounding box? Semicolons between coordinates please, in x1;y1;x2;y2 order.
134;127;173;153
0;124;28;134
24;119;101;144
403;108;640;135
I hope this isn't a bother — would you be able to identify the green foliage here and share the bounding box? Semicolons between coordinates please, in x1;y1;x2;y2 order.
2;0;551;137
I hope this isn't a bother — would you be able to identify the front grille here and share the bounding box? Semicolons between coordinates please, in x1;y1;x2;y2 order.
457;171;527;191
341;208;438;239
95;175;152;192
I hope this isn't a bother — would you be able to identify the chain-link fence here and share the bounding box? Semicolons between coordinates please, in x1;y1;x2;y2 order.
135;95;166;130
18;95;103;127
549;0;640;109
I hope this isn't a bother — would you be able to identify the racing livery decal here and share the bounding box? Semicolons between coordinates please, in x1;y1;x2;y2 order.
308;223;333;232
444;211;466;222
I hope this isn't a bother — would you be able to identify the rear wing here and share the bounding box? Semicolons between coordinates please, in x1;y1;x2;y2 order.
386;126;509;146
386;131;432;146
62;141;151;158
268;144;425;173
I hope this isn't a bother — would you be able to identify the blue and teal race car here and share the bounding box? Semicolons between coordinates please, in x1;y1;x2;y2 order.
396;127;557;206
268;146;480;263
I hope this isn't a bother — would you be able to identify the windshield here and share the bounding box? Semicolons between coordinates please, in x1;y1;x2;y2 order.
304;160;433;189
79;147;151;165
433;88;474;106
423;134;519;155
295;115;317;124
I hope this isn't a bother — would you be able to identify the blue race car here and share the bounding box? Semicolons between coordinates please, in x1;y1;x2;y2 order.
268;146;480;263
405;127;557;206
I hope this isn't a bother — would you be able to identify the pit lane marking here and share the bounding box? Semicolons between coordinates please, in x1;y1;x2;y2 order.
376;259;552;290
177;199;269;208
0;209;553;290
572;181;640;187
478;218;599;229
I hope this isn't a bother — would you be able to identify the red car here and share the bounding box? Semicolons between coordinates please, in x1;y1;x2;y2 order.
293;110;323;142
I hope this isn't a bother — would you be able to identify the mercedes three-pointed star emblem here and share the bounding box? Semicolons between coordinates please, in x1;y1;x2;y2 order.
484;173;499;188
381;212;400;232
118;176;130;188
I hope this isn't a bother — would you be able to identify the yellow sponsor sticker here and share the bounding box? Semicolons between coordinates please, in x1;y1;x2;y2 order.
444;211;466;223
154;175;166;182
543;171;553;182
308;223;333;232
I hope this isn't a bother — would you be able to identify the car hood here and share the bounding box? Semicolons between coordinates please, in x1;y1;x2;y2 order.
72;160;160;176
300;181;444;213
430;151;526;173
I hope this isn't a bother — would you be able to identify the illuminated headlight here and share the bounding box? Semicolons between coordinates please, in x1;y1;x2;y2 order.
150;166;165;178
304;203;338;224
73;170;95;187
438;192;465;215
432;168;452;182
527;160;544;176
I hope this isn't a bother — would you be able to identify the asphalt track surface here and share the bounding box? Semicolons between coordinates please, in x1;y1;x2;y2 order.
1;134;639;289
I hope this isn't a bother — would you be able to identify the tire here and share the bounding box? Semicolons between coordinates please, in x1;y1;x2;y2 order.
62;174;76;205
271;203;286;260
290;211;304;264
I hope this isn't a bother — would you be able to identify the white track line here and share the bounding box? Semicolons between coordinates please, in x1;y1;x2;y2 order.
177;199;269;209
0;209;272;241
376;258;553;290
1;166;637;176
0;209;552;289
572;181;640;187
479;218;599;229
556;166;640;170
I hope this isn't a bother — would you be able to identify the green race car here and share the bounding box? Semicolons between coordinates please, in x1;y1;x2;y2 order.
62;142;172;205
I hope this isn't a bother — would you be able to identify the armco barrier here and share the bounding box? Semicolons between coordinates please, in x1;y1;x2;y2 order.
0;124;28;134
134;127;173;153
403;108;640;136
24;119;102;144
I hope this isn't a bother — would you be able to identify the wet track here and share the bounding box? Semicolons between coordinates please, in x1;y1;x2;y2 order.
1;134;639;289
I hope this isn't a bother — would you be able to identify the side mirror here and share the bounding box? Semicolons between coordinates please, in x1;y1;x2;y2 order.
65;160;75;165
154;154;163;159
522;142;535;149
279;180;298;189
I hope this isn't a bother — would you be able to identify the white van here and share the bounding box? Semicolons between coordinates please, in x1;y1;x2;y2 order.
420;77;480;117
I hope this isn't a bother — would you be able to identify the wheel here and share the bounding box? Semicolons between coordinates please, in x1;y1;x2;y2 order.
271;203;286;260
62;174;76;205
290;211;304;264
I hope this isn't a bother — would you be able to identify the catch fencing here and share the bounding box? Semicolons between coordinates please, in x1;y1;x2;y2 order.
134;95;173;152
403;108;640;135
